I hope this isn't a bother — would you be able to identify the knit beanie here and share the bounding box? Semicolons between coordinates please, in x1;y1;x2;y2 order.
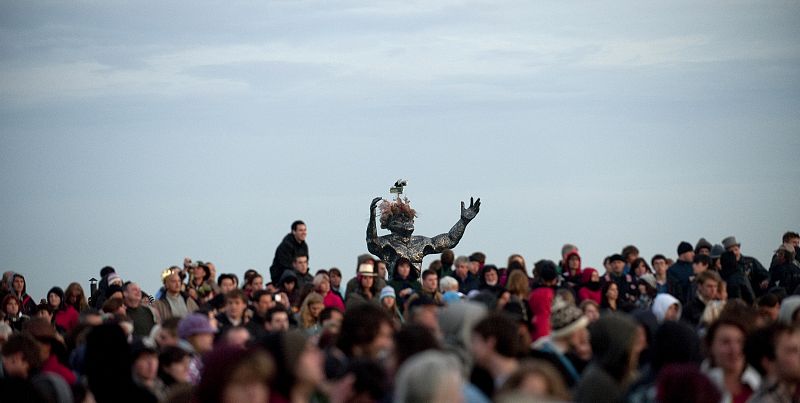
550;297;588;339
380;286;396;301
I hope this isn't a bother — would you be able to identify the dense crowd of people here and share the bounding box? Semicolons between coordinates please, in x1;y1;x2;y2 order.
1;220;799;403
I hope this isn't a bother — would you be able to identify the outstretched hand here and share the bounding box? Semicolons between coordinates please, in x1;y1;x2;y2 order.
460;197;481;221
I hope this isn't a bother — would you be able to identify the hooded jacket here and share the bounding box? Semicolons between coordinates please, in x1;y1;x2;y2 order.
575;313;638;403
9;273;37;316
577;268;602;304
651;293;681;323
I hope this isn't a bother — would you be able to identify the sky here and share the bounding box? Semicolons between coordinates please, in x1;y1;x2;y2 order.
1;1;799;300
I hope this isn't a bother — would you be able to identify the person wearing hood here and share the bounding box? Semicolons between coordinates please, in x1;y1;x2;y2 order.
651;293;682;324
388;257;420;312
9;273;37;316
561;249;583;288
575;313;644;403
477;265;503;297
277;270;301;310
577;268;602;304
47;287;79;335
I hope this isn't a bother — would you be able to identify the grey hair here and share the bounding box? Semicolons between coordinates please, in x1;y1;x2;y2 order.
393;350;463;403
454;256;470;267
439;276;459;293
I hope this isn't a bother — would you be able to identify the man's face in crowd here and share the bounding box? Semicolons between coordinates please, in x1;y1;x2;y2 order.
256;294;274;316
697;247;710;256
226;298;247;320
423;274;438;293
124;283;142;307
293;224;307;243
166;274;182;294
653;259;668;275
728;244;742;260
455;262;469;278
268;312;290;332
611;260;625;274
700;280;718;301
219;278;236;293
469;261;480;275
790;237;800;249
293;256;309;275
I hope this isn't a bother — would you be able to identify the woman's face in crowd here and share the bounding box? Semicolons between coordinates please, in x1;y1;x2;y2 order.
68;290;81;305
568;255;580;271
591;271;600;282
164;356;192;383
606;284;618;300
309;302;324;318
484;270;498;286
382;296;396;309
48;292;61;308
251;276;263;290
711;324;745;373
5;299;19;316
634;262;648;277
12;277;24;293
397;264;411;279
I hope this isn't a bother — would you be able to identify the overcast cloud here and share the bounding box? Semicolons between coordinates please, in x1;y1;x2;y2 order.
2;1;799;298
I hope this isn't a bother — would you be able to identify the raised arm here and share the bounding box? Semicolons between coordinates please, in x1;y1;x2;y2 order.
431;197;481;252
367;197;381;240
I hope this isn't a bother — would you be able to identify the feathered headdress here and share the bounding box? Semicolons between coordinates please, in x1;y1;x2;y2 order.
379;197;417;229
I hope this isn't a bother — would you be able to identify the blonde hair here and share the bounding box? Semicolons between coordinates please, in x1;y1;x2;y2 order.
299;292;324;329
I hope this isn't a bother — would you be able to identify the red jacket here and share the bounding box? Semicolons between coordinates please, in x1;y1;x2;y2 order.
54;306;79;334
528;286;554;342
577;268;602;304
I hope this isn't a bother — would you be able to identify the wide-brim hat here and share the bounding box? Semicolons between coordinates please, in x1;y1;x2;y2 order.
358;263;377;277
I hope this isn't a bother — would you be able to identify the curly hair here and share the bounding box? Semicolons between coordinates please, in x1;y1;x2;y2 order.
379;198;417;229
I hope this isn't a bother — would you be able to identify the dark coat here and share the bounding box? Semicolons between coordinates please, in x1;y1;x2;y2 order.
269;233;308;283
